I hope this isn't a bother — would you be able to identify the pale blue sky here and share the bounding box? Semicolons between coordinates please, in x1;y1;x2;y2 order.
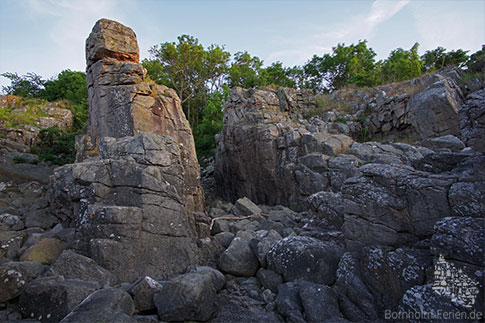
0;0;484;89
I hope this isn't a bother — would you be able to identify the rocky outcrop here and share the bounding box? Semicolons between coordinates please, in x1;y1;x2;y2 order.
408;77;464;139
83;18;203;213
0;99;73;147
49;133;204;282
46;19;211;283
212;69;484;322
215;87;354;208
460;89;485;152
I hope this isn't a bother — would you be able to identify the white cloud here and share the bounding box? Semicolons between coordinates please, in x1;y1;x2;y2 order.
266;0;409;66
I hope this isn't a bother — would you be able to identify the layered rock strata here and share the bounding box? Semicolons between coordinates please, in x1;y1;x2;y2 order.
49;19;208;283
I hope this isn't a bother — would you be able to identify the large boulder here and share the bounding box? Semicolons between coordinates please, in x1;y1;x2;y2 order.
49;18;210;283
0;261;45;303
408;77;464;139
43;250;116;286
218;230;259;277
267;235;343;285
61;287;135;323
154;271;221;321
341;163;457;250
18;276;100;322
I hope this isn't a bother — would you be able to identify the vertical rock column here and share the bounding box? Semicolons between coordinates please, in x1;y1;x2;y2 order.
49;19;208;282
83;18;203;214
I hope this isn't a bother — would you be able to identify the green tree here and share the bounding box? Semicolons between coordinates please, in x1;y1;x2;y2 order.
193;87;228;157
1;72;45;97
42;70;87;105
422;46;469;72
303;40;380;91
467;45;485;73
259;62;296;88
147;35;230;126
381;43;423;82
285;65;307;90
227;51;263;88
41;70;88;130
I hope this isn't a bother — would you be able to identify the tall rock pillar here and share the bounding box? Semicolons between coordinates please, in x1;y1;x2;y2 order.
83;18;203;214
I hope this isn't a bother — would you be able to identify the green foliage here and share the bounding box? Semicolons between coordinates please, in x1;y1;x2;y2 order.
0;97;50;128
42;70;89;130
259;62;297;88
421;46;469;72
13;156;27;164
42;70;88;106
303;40;381;91
467;45;485;73
147;35;230;126
141;58;166;85
193;87;228;158
1;72;45;98
228;51;263;88
381;43;423;82
30;127;78;165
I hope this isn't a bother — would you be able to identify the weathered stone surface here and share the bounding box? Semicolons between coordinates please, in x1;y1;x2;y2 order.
420;135;465;152
49;134;201;282
19;238;66;265
0;261;45;303
86;18;139;66
408;78;463;139
448;182;485;217
128;276;163;312
267;236;343;285
398;284;466;321
61;287;135;323
459;89;485;152
215;86;354;209
342;163;460;250
275;282;305;322
218;230;259;277
299;281;341;322
250;229;282;267
214;231;234;248
154;271;218;321
361;246;431;306
83;19;203;213
235;197;262;216
19;276;100;322
308;191;345;228
431;217;484;267
334;252;379;321
43;250;116;286
256;268;283;293
37;107;73;130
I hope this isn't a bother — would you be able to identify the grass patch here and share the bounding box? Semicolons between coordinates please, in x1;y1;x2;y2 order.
303;95;352;119
13;155;27;164
460;71;485;84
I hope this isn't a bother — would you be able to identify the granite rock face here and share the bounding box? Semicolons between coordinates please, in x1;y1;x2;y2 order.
215;86;354;208
83;18;203;213
460;89;485;152
49;134;202;282
48;19;209;283
408;77;464;139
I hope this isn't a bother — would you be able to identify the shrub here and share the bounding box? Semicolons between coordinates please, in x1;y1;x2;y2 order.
30;127;78;165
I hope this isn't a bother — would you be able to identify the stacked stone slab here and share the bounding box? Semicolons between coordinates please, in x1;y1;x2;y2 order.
49;19;207;283
82;18;203;213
